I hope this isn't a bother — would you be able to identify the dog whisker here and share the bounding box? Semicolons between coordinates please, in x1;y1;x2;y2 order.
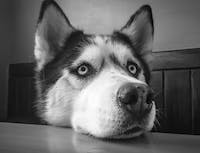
153;91;162;99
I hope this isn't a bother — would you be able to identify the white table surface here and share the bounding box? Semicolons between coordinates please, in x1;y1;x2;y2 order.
0;122;200;153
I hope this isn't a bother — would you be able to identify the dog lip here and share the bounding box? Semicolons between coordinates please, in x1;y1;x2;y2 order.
108;126;143;139
122;126;142;135
145;102;153;113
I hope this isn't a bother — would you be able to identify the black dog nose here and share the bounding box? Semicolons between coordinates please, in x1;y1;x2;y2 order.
117;83;150;113
117;83;138;105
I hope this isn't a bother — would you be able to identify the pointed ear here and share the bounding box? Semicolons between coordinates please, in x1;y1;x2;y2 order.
34;0;75;71
120;5;154;63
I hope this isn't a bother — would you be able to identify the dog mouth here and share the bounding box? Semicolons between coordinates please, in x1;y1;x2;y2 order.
107;102;155;139
122;126;142;135
72;93;155;139
109;126;143;139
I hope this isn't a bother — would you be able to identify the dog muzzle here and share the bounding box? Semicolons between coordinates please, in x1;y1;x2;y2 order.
71;72;156;139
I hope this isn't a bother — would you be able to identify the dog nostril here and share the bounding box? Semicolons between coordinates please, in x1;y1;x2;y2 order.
117;84;138;105
126;91;138;105
137;86;146;94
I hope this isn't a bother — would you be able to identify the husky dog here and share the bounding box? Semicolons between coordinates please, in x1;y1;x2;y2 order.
34;0;155;139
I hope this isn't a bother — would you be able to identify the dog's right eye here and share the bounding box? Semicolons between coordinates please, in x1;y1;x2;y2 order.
69;62;95;78
77;64;89;76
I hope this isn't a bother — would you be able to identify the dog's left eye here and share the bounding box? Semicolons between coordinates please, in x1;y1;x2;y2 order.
127;62;138;75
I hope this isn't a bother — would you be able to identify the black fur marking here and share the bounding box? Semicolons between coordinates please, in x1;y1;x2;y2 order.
109;54;122;68
110;53;142;79
111;32;151;83
39;31;90;92
37;0;74;29
35;31;93;116
121;5;154;35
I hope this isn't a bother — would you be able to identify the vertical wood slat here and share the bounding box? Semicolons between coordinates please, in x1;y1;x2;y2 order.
164;70;192;134
191;69;200;134
8;77;17;117
8;63;39;123
18;77;31;116
7;76;37;123
151;71;165;132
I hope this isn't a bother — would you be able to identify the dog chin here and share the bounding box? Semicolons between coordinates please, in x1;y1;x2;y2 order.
72;102;155;139
73;122;149;139
109;127;144;139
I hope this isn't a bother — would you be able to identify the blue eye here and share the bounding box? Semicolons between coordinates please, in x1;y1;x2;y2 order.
127;61;139;76
128;64;137;74
77;65;89;76
69;62;95;78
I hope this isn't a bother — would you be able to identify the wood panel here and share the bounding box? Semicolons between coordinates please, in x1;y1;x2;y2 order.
9;63;35;77
164;70;192;134
151;48;200;70
191;69;200;134
8;77;17;117
8;64;39;124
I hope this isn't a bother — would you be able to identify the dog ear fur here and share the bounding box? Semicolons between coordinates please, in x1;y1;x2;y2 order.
120;5;154;63
34;0;75;71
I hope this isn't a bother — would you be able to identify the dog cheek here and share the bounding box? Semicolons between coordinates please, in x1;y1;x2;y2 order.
138;71;146;82
144;101;156;131
44;78;77;127
62;69;86;90
70;77;127;137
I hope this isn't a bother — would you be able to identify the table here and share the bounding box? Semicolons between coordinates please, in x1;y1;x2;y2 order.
0;122;200;153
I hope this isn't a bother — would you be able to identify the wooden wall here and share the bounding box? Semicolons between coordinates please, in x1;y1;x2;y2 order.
151;48;200;134
7;48;200;134
7;63;39;124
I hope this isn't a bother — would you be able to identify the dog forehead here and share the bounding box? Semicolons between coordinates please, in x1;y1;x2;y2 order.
93;35;132;55
73;35;139;66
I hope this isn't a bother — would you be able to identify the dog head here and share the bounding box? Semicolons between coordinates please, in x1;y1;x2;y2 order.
34;0;155;139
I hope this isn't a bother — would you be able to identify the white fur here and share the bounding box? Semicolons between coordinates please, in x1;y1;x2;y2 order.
44;77;76;126
145;101;156;131
71;65;152;138
34;35;52;71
